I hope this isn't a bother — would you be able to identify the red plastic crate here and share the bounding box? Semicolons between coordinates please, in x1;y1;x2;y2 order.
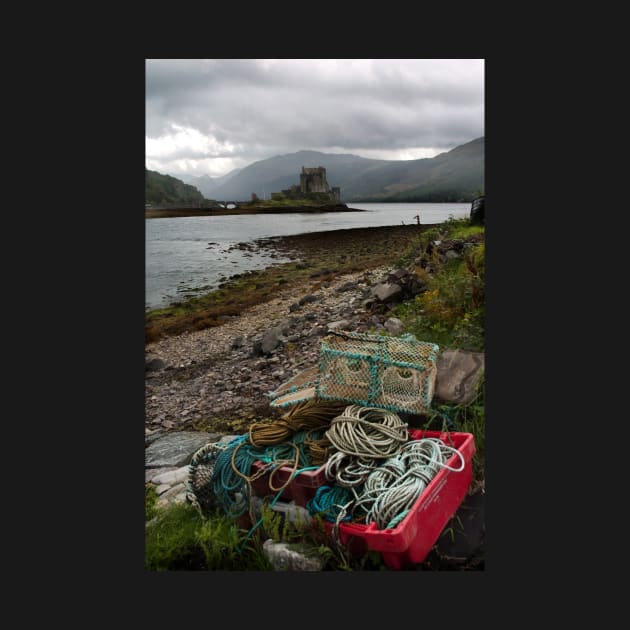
249;459;328;507
324;429;476;570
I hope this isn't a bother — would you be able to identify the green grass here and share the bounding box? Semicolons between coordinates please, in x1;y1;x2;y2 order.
448;224;484;240
144;491;391;571
145;484;158;521
393;259;484;352
145;503;209;570
145;503;273;571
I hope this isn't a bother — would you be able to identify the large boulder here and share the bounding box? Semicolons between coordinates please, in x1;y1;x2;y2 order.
263;540;324;571
435;350;485;405
146;357;166;372
261;327;283;354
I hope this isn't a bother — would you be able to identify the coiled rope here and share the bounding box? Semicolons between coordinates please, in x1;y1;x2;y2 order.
191;427;327;518
248;399;346;464
320;405;408;487
325;405;408;459
306;485;356;523
353;438;465;529
324;451;379;487
307;436;465;533
211;435;251;518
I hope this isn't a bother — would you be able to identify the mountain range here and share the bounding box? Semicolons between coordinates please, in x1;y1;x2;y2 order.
150;136;484;204
209;137;483;202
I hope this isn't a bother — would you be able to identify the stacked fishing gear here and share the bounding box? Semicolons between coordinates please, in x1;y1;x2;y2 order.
187;399;465;535
185;331;475;568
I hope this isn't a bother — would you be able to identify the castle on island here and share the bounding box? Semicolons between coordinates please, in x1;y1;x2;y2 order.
271;166;341;202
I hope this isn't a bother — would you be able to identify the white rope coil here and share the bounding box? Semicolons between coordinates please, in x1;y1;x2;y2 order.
324;405;408;459
352;437;465;529
324;451;380;487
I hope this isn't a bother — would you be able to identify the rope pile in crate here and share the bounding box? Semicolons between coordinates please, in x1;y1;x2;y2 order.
187;401;466;552
306;406;465;532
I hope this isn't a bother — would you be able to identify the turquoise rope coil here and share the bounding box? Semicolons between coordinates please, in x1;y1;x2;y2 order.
197;430;323;519
211;435;250;518
306;485;355;523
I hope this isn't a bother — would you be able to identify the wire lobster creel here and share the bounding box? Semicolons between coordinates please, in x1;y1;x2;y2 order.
316;331;439;415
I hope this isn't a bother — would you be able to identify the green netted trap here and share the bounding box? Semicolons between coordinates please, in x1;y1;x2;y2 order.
315;331;439;415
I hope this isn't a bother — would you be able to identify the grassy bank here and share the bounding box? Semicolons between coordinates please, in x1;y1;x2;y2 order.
390;217;485;352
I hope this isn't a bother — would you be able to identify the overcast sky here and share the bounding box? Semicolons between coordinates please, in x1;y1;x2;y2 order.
146;59;484;179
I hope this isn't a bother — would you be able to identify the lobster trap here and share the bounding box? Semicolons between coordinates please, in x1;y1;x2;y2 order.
315;331;439;415
268;331;440;415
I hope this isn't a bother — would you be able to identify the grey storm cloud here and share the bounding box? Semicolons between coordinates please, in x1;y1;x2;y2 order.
146;59;484;176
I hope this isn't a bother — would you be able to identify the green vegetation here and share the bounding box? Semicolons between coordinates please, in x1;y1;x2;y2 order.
392;217;484;352
145;484;158;521
145;168;208;205
145;503;272;570
261;192;335;205
144;496;386;571
447;223;484;241
391;216;486;487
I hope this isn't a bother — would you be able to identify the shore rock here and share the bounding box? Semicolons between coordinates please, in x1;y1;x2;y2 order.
263;540;324;571
435;350;485;405
146;357;166;372
384;317;404;336
372;282;403;303
145;431;221;468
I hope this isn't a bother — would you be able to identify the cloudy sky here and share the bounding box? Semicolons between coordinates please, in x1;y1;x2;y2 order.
146;59;484;179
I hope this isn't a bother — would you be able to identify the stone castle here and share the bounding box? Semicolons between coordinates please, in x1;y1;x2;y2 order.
271;166;341;202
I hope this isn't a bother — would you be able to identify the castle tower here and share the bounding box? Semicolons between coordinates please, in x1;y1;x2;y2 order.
300;166;329;194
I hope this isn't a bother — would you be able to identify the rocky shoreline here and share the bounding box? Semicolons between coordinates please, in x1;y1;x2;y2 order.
145;224;483;436
146;263;394;435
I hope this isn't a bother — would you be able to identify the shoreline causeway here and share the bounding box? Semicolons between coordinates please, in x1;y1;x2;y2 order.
145;202;363;219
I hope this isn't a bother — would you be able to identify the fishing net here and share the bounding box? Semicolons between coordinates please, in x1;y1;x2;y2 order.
186;438;244;514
